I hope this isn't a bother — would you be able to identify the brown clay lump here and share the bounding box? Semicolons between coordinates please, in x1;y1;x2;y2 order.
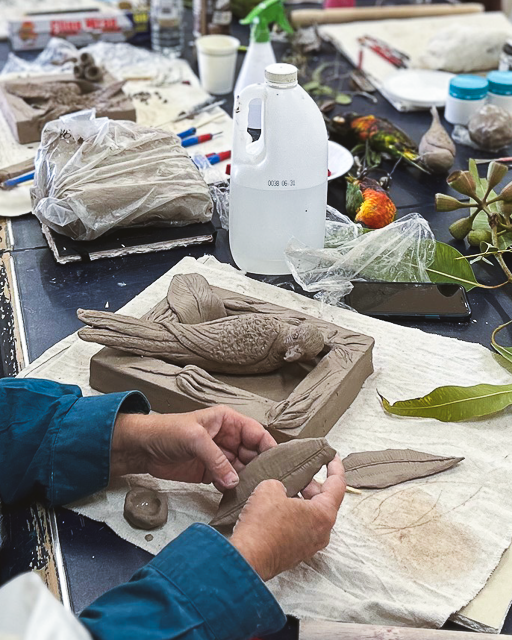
124;487;168;530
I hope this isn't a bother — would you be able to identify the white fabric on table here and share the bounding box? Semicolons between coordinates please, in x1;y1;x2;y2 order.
18;256;512;629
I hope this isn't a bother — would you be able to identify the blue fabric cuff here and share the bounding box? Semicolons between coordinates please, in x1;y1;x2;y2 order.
54;391;149;505
150;523;286;640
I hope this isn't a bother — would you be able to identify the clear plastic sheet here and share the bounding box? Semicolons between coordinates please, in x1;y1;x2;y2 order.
285;212;436;305
1;37;185;83
209;180;230;230
31;110;213;241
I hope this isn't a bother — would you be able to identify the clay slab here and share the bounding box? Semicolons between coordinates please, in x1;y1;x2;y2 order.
90;282;374;442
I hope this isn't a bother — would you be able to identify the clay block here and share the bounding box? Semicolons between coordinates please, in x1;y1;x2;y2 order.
0;74;136;144
89;278;374;442
210;437;336;529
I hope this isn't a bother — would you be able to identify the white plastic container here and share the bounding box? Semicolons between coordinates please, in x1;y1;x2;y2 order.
487;71;512;115
229;63;328;275
444;75;488;126
196;35;240;95
234;41;276;130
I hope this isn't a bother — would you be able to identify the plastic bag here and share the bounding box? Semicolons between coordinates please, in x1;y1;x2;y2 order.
285;212;436;304
31;110;213;241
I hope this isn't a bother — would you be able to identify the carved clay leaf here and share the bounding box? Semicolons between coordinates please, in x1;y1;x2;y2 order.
342;449;464;489
167;273;227;324
210;438;336;529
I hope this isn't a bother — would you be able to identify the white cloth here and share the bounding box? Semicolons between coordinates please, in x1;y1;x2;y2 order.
0;573;90;640
19;256;512;629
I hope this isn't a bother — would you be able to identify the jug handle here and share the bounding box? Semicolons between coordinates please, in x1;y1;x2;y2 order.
233;84;267;165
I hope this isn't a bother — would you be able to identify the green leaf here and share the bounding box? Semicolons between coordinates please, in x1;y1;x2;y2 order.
335;93;352;105
380;383;512;422
427;242;479;291
303;81;320;92
492;320;512;365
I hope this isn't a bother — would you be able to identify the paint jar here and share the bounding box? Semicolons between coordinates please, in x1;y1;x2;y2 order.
444;75;488;126
196;34;240;94
487;71;512;115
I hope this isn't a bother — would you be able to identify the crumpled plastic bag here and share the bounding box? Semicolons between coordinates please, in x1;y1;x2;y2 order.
31;110;213;241
285;211;436;305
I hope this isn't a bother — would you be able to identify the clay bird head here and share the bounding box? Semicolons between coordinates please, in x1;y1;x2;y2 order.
278;322;325;364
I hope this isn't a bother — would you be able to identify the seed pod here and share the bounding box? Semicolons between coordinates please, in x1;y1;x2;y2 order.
435;193;464;212
447;171;477;198
419;107;456;174
449;216;473;240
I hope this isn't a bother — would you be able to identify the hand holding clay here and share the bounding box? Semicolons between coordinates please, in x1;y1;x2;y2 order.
111;406;276;491
230;456;346;581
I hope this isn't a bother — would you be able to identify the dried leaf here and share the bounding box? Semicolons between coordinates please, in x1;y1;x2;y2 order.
167;273;226;324
381;383;512;422
210;438;336;529
343;448;463;489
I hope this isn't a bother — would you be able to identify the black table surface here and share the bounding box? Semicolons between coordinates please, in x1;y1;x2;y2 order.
2;10;512;630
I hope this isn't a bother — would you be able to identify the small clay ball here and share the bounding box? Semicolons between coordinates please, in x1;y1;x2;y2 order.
468;104;512;151
124;487;168;530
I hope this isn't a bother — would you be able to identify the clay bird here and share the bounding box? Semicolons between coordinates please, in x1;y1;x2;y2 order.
77;309;325;375
327;113;429;173
346;175;396;229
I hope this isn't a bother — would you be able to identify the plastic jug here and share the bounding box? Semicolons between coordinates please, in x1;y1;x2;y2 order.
229;63;328;275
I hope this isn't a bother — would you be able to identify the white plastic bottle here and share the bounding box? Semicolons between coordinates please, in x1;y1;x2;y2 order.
229;63;328;275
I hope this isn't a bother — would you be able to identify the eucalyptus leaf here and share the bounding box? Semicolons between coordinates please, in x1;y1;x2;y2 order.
492;320;512;365
427;242;478;291
303;81;320;92
343;449;464;489
493;352;512;376
335;93;352;105
381;383;512;422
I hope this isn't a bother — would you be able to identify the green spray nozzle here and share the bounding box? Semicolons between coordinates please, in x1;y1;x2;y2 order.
241;0;293;43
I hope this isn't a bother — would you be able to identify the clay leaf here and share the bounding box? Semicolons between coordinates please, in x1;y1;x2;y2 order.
343;448;464;489
167;273;227;324
210;438;336;529
381;383;512;422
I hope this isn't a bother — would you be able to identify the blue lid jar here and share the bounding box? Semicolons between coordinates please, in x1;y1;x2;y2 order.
488;70;512;96
449;75;488;100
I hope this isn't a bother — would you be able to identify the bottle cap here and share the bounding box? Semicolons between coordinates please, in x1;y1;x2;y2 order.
265;63;297;85
488;70;512;96
449;75;488;100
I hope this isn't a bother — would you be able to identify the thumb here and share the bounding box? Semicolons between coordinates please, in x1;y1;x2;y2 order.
194;432;239;490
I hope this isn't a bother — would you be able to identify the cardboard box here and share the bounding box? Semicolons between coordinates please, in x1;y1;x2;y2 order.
9;9;150;51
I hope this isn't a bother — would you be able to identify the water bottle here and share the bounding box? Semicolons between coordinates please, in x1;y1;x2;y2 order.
151;0;184;58
229;63;328;275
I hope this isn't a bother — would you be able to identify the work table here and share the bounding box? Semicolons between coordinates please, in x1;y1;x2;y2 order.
0;10;512;634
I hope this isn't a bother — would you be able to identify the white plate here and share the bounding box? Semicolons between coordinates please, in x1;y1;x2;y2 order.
383;69;454;108
328;140;354;181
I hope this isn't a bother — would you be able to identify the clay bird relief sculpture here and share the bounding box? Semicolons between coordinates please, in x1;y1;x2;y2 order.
78;303;325;375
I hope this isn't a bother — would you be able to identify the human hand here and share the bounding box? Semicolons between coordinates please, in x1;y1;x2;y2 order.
111;406;276;491
230;456;346;581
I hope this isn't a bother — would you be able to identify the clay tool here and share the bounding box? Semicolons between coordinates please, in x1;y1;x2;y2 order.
205;150;231;164
1;170;35;190
173;99;226;123
358;35;409;69
182;132;222;148
0;158;35;184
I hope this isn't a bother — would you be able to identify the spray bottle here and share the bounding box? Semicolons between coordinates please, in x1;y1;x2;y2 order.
233;0;293;131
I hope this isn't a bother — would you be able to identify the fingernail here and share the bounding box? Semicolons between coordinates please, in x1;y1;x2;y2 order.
223;471;238;487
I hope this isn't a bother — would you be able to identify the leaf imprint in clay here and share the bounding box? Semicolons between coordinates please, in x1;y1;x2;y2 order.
342;448;464;489
210;437;336;529
124;487;169;530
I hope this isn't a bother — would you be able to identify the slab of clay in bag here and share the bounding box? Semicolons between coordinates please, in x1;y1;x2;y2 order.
210;437;337;529
90;283;374;442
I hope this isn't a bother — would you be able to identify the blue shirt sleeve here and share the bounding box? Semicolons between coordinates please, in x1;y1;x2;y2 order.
0;377;149;505
80;523;287;640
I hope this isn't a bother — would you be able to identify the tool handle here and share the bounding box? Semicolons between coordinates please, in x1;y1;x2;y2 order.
182;134;213;148
178;127;197;139
3;170;35;188
290;2;483;26
232;84;267;166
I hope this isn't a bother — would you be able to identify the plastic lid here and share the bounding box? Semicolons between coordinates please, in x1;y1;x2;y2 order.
488;70;512;96
265;63;297;85
449;75;488;100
